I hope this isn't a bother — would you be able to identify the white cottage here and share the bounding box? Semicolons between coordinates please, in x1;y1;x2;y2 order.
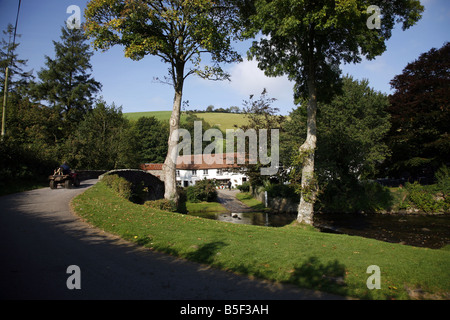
141;153;248;189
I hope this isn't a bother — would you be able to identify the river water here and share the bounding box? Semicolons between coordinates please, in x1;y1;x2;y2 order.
314;212;450;249
188;211;450;249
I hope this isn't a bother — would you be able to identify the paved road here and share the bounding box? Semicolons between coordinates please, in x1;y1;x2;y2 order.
0;180;344;300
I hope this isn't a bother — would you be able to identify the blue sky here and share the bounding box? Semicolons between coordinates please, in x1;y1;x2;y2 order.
0;0;449;115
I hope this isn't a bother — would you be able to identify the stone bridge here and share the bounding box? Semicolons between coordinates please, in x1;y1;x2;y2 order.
100;169;164;201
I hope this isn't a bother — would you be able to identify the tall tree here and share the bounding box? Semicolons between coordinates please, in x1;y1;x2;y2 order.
284;76;391;212
84;0;243;202
65;99;139;170
246;0;423;224
1;24;33;96
32;24;102;137
133;116;169;164
386;42;450;180
241;89;284;186
1;23;34;138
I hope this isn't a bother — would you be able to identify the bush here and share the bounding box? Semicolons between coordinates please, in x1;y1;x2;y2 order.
405;181;444;213
185;179;217;202
360;181;393;212
237;182;250;192
144;199;177;212
264;182;297;200
435;165;450;197
101;174;133;200
317;179;393;213
186;186;201;203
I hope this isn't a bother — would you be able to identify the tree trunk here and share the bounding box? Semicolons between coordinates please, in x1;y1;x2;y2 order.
297;48;318;225
163;63;184;202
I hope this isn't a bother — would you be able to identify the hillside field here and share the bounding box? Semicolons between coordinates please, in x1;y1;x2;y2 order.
124;111;249;131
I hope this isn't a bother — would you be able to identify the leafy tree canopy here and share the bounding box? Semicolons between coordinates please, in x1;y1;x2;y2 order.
386;42;450;179
84;0;243;83
246;0;424;103
32;25;102;128
284;76;390;182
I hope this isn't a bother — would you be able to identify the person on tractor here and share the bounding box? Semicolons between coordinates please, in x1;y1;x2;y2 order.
60;162;71;175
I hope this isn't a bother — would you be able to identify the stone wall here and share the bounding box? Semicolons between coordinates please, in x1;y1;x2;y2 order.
100;169;165;201
252;188;297;213
76;170;108;181
144;170;164;181
268;197;298;213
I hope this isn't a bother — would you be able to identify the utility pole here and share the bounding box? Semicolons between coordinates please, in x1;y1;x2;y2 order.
1;0;22;139
1;66;10;137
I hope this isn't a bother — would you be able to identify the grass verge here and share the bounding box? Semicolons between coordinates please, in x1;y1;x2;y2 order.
72;182;450;299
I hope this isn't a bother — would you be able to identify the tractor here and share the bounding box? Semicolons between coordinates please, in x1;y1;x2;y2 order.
49;167;80;189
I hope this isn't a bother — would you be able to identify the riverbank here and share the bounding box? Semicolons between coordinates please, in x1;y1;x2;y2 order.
72;182;450;299
245;182;449;215
232;190;450;249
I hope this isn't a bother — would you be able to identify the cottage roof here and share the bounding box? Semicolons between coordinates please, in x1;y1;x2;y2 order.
141;153;250;171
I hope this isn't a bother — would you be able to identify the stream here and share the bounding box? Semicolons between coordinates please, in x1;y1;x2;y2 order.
188;211;450;249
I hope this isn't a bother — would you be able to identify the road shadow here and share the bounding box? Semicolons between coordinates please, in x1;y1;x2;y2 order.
186;241;228;264
286;256;349;297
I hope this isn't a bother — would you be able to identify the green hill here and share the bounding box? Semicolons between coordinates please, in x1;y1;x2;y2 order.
124;111;182;122
194;112;249;130
124;111;249;131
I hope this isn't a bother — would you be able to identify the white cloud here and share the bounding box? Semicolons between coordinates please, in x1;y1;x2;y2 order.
228;58;294;101
362;56;388;72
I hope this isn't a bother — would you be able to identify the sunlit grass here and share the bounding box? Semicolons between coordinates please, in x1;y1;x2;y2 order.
236;192;268;211
72;182;450;299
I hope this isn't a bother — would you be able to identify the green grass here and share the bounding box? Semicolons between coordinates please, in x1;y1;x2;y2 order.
123;111;249;131
194;112;249;130
236;192;268;212
124;111;188;123
72;182;450;299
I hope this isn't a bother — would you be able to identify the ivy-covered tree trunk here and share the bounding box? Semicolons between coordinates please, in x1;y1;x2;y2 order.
297;58;318;225
164;63;184;202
